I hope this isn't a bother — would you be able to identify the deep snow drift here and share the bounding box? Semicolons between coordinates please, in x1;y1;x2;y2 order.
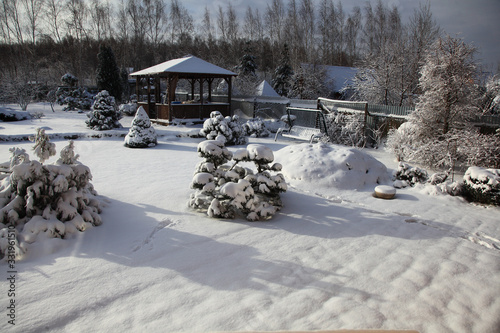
0;103;499;333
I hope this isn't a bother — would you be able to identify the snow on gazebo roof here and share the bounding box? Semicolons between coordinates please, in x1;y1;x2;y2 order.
255;80;280;97
130;55;237;77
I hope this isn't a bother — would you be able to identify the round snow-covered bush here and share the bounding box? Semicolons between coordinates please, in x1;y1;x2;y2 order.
274;143;388;190
243;117;271;138
124;106;157;148
394;162;428;187
462;166;500;205
200;111;246;145
86;90;122;131
119;102;138;116
189;140;286;221
0;141;103;259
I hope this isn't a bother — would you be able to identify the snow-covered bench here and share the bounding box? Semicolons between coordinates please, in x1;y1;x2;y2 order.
274;107;328;143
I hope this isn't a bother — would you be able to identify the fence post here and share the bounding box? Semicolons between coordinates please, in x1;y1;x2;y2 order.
363;102;369;147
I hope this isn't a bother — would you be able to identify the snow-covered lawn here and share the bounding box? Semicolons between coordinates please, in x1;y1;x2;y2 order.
1;104;499;333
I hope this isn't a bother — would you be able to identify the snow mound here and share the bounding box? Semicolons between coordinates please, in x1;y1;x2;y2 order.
275;143;389;190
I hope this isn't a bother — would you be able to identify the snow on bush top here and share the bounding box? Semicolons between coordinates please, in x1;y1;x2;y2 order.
275;143;389;190
464;167;500;190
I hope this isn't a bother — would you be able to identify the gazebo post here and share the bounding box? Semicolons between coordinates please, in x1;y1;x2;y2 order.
199;78;204;119
227;76;233;116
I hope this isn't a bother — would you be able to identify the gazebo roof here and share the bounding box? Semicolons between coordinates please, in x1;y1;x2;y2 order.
130;55;237;77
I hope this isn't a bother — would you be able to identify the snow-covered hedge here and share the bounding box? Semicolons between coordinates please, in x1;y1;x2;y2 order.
200;111;246;145
393;162;428;187
243;117;271;138
462;167;500;205
124;106;157;148
0;106;31;122
119;102;138;116
86;90;122;131
0;140;103;259
188;140;287;221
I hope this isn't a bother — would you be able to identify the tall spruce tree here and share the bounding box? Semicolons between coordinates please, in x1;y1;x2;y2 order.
96;45;122;102
272;44;294;97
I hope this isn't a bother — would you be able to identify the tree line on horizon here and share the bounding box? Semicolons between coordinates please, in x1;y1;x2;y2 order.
1;0;495;107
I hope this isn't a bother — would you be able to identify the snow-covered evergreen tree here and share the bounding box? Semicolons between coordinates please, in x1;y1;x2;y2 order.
96;45;122;102
86;90;122;131
234;42;260;95
272;43;294;97
200;111;246;145
0;140;103;259
188;140;286;221
124;106;157;148
31;128;56;163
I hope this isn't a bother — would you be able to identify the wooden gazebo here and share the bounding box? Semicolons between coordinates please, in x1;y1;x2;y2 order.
130;56;237;121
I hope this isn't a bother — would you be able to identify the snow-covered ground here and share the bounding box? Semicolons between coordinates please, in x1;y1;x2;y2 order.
1;103;499;333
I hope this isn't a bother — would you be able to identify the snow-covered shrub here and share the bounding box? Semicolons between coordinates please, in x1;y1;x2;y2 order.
188;140;286;221
274;143;389;190
200;111;246;145
0;140;103;259
324;111;365;147
56;87;93;111
243;117;271;138
462;167;500;205
393;162;428;187
0;106;31;122
61;73;78;87
124;106;157;148
119;102;138;116
30;128;56;163
86;90;122;131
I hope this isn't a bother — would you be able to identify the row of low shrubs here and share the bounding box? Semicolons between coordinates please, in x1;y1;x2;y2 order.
393;162;500;206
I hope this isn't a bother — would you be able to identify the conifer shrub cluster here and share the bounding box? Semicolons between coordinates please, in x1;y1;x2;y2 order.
188;140;287;221
0;131;103;259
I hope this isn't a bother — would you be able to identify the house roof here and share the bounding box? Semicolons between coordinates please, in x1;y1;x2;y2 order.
255;80;280;97
130;55;237;77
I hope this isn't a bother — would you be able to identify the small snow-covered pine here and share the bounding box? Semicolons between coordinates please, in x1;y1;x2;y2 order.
200;111;246;146
188;140;286;221
0;140;103;259
86;90;122;131
31;128;56;163
124;107;157;148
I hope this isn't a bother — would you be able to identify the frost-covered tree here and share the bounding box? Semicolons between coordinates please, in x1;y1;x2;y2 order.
124;106;157;148
413;36;479;137
31;128;56;164
188;140;286;221
200;111;246;146
388;36;486;169
86;90;123;131
324;111;365;147
272;43;294;97
0;140;103;259
96;45;122;102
